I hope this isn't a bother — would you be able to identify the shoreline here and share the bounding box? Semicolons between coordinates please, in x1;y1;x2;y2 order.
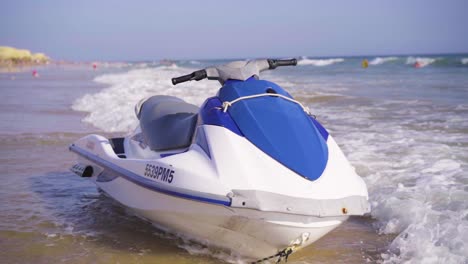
0;46;49;73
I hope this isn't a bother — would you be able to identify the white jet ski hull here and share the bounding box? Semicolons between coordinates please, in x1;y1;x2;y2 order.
70;124;368;259
94;174;345;259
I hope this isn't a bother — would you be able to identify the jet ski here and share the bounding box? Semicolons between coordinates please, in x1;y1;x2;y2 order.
69;59;370;261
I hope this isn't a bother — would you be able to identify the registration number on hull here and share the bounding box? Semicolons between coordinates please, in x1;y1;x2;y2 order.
144;164;174;183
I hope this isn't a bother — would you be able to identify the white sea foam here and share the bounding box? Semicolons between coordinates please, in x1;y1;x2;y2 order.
298;57;344;66
406;56;437;67
150;222;247;263
72;65;219;132
315;99;468;263
461;58;468;65
369;57;398;65
178;242;246;264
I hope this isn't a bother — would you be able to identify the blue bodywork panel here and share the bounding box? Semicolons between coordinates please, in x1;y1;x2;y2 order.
200;97;243;136
310;117;329;141
218;78;329;181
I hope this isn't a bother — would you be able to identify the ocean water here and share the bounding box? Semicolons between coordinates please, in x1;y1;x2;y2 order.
1;55;467;263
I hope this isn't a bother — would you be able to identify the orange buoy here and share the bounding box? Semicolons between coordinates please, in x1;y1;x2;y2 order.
32;70;39;77
92;63;97;70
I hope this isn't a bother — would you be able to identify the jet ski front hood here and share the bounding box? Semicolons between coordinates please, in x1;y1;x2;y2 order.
218;78;328;181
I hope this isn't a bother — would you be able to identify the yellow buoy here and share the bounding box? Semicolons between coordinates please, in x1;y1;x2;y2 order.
362;59;369;68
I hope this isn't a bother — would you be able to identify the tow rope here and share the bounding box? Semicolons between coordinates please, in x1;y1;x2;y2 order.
251;245;296;264
221;93;315;118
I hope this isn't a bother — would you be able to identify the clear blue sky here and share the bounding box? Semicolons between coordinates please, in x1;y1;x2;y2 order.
1;0;467;61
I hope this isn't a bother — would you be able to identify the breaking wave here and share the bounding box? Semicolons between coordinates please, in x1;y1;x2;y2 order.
72;66;219;132
298;57;345;66
405;57;438;67
317;99;468;264
369;57;399;65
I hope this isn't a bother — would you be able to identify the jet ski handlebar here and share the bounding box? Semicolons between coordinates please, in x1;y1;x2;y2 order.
171;69;207;85
266;58;297;69
171;58;297;85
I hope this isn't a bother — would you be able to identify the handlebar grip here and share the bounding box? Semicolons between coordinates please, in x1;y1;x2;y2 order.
277;58;298;67
267;58;298;69
172;73;193;85
171;70;207;85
